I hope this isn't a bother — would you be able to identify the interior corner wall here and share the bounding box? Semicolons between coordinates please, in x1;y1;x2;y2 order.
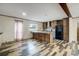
0;16;15;44
22;20;43;39
0;15;43;45
69;18;77;43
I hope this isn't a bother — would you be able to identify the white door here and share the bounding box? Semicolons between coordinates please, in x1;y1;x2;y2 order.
15;20;23;41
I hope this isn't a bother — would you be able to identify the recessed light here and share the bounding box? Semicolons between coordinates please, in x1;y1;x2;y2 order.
22;12;27;16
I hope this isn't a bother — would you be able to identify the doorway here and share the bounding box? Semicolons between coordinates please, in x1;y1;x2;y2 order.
15;20;23;41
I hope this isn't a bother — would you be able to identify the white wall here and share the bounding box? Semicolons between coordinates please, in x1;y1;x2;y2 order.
0;16;43;44
0;16;15;44
69;18;77;43
23;20;43;39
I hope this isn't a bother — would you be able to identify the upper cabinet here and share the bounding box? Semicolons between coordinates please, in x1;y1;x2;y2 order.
43;22;47;30
51;21;57;29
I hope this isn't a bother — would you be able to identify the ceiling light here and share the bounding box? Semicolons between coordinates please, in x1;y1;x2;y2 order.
22;12;27;16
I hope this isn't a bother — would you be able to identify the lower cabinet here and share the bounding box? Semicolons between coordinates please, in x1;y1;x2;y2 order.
33;33;50;43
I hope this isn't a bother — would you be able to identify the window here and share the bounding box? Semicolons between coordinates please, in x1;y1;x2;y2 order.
29;24;37;31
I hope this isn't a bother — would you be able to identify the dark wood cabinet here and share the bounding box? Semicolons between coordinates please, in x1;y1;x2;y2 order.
77;24;79;42
33;32;50;43
43;22;47;30
63;19;69;42
48;19;69;42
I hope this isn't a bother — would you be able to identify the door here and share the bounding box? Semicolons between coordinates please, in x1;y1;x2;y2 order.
15;20;23;41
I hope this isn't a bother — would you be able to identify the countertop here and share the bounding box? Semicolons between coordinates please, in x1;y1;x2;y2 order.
31;31;52;34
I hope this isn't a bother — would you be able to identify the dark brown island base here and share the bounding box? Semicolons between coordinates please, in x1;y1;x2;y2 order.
32;31;53;43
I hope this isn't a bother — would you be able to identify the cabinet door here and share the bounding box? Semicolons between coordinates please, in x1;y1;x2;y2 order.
45;34;50;43
43;22;47;30
77;27;79;42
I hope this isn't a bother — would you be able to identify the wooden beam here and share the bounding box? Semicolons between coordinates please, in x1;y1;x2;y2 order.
59;3;72;17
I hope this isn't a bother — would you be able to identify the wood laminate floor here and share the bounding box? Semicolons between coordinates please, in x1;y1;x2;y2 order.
0;39;79;56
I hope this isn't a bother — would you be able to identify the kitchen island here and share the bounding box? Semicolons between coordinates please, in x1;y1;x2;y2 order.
32;31;53;43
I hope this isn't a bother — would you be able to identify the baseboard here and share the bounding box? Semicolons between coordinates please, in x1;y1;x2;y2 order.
1;38;32;46
1;40;16;46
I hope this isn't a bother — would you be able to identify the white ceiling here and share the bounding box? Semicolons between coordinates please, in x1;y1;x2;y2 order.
0;3;68;22
67;3;79;17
